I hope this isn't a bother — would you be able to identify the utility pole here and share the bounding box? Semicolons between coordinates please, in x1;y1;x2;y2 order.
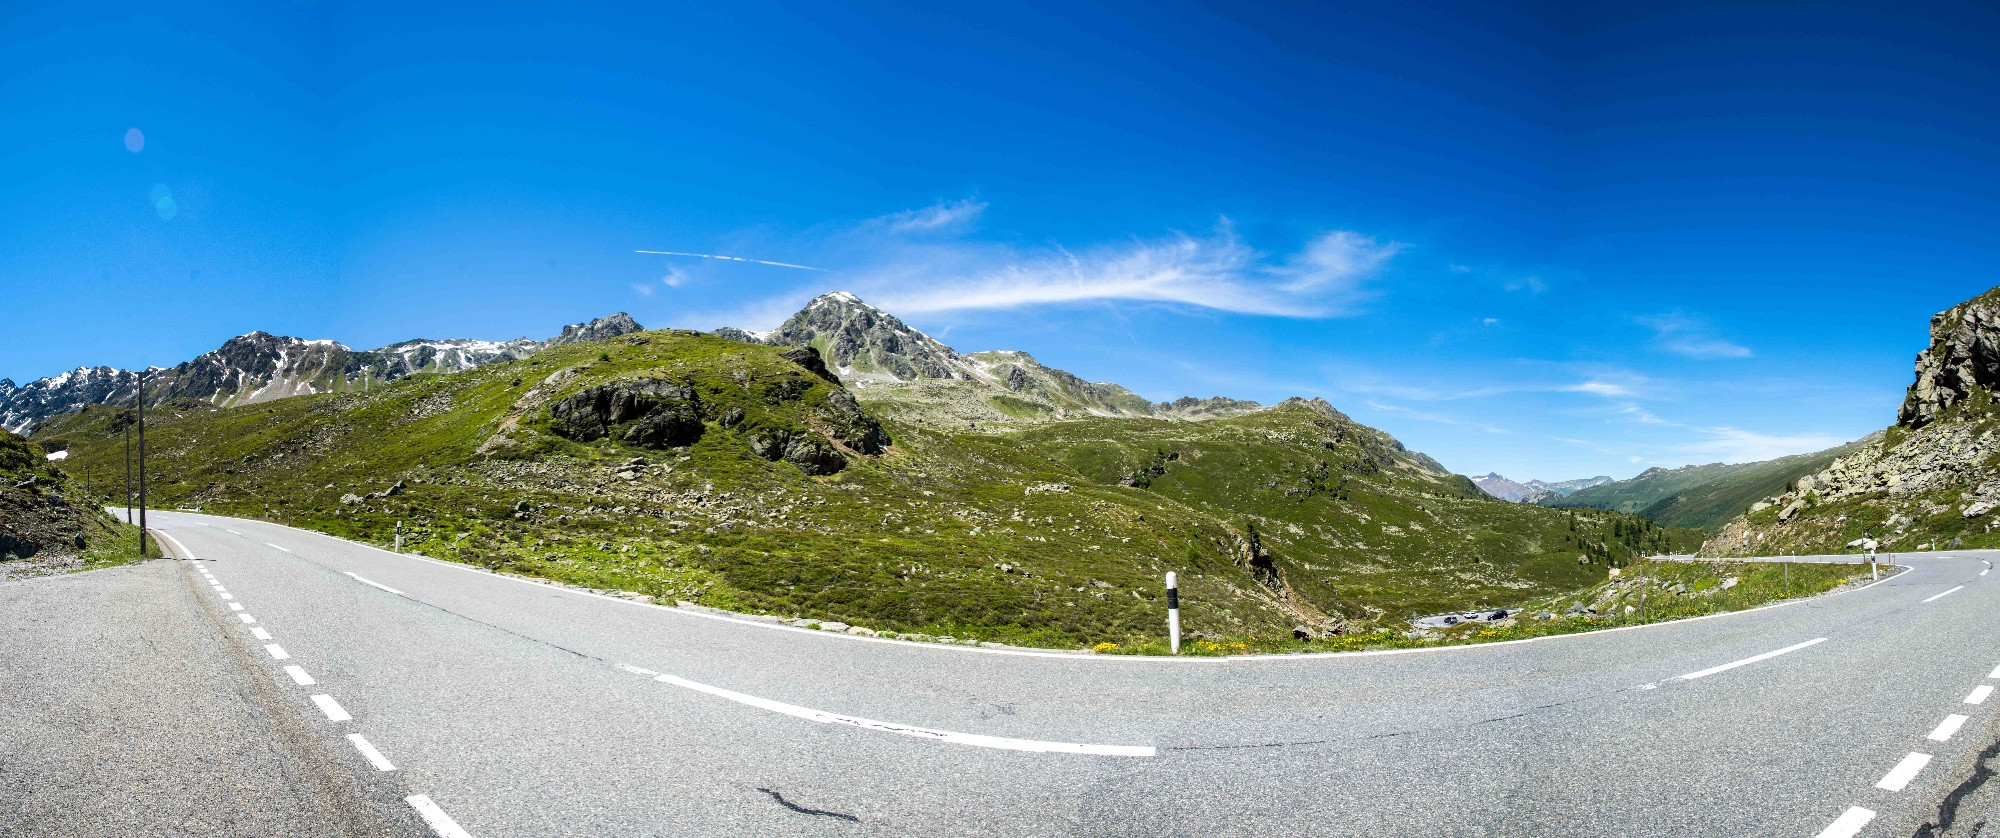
137;368;148;557
123;421;132;524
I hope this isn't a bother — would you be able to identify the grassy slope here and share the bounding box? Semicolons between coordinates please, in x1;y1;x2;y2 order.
0;430;157;576
1544;441;1862;532
36;330;1702;646
1003;405;1705;622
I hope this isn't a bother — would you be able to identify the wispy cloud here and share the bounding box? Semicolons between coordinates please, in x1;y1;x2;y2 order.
634;250;826;271
878;199;987;233
661;267;690;288
864;226;1402;318
1363;399;1507;434
630;283;655;297
1676;427;1847;464
1639;313;1752;359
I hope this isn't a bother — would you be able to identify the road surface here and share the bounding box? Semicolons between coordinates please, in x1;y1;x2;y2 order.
3;510;1995;837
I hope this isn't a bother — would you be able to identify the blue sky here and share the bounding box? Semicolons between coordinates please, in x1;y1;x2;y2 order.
4;1;1998;480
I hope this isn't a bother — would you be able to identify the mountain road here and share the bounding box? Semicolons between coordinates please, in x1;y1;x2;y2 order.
3;509;1994;837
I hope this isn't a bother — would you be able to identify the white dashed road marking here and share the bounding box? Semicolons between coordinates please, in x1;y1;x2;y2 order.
265;644;290;660
1677;638;1827;681
1815;806;1877;838
1968;685;1993;705
629;665;1156;757
251;627;272;641
1877;752;1932;792
406;795;473;838
266;543;291;553
1923;586;1965;603
228;603;243;611
283;665;316;686
225;529;241;534
1928;714;1971;742
1988;664;2000;680
347;734;396;771
238;613;256;624
344;572;406;596
311;694;353;722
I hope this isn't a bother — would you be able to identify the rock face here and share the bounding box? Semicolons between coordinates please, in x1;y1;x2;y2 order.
0;314;645;434
1899;289;2000;428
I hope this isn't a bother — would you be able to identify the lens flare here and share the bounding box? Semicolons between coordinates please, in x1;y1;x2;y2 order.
150;183;177;220
124;128;144;152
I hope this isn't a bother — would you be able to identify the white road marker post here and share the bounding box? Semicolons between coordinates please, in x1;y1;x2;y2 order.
1165;571;1181;655
395;520;403;553
1865;540;1878;581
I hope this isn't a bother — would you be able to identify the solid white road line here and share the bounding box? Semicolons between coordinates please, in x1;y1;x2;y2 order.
343;572;406;596
646;669;1156;757
238;613;256;624
1814;806;1877;838
283;665;316;686
1968;685;1994;705
346;734;396;771
406;795;473;838
228;603;243;611
266;543;291;553
251;627;272;641
1678;638;1828;681
1877;752;1933;792
311;694;353;722
265;643;290;660
1929;714;1970;742
1924;585;1966;603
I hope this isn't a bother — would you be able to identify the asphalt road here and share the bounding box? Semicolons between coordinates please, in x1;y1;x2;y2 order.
7;510;1998;837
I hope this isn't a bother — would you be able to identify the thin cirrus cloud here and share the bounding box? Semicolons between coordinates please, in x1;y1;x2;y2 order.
634;250;827;271
864;227;1403;318
1677;426;1849;464
1638;313;1752;359
878;199;987;233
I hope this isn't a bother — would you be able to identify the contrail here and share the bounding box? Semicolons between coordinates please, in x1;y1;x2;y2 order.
635;250;826;272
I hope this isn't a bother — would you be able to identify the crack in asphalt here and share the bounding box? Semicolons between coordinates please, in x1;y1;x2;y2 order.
757;787;861;822
1913;736;2000;837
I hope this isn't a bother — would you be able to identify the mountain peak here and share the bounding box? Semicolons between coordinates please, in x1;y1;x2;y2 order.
548;313;644;346
768;293;968;382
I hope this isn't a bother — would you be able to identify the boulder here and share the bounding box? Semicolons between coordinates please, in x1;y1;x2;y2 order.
1965;500;1996;519
550;379;705;449
339;493;363;505
747;428;846;475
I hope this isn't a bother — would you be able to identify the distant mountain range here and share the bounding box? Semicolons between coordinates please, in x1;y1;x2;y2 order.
1539;442;1869;534
0;314;644;434
1471;473;1614;504
1;292;1259;436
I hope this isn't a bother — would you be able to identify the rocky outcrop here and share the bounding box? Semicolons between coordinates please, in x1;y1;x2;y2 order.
549;380;705;449
746;428;845;475
1706;286;2000;555
779;347;840;384
547;313;644;347
1899;290;2000;428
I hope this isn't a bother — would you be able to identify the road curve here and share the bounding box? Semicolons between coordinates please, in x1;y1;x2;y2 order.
12;509;1999;837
